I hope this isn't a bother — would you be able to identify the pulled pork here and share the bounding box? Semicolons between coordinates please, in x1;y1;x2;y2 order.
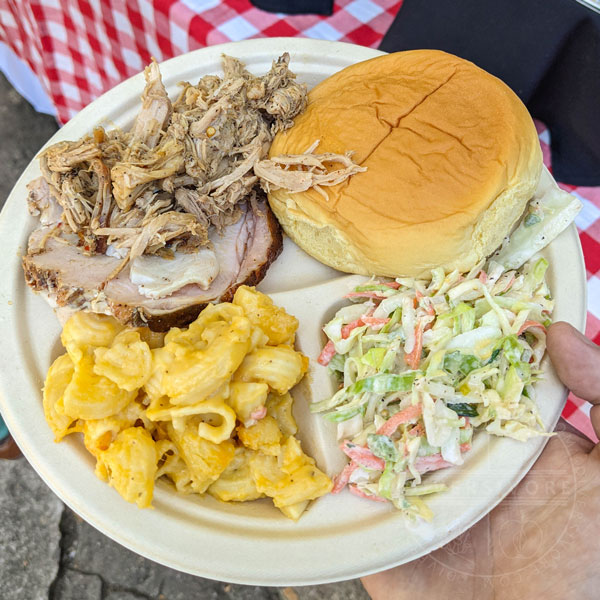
29;53;308;273
254;140;367;201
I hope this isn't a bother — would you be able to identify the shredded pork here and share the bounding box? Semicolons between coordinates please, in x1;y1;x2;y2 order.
255;140;367;200
28;53;308;275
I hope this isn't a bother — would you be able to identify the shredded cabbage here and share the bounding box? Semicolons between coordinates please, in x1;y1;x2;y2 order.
314;254;556;520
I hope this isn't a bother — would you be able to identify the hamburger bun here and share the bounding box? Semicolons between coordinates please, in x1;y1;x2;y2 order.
267;50;542;278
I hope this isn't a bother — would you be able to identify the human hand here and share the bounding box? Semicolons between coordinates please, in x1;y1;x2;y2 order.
361;322;600;600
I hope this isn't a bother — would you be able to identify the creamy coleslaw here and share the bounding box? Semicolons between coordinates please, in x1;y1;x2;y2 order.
313;255;554;520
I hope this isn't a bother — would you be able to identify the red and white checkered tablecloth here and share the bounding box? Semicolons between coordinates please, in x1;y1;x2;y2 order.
0;1;598;441
0;0;402;124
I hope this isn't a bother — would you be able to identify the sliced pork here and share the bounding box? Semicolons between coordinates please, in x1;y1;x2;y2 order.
23;199;282;331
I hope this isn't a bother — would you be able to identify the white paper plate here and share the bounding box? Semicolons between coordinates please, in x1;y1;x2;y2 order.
0;38;587;586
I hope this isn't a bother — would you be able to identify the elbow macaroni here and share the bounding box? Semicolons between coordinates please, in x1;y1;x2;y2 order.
93;329;152;391
234;345;309;395
95;427;157;509
194;398;237;444
42;286;331;519
227;382;269;425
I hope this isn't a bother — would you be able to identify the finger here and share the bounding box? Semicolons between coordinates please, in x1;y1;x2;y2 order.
547;322;600;404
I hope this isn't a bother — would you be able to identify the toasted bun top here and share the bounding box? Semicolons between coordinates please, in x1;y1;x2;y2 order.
267;50;542;277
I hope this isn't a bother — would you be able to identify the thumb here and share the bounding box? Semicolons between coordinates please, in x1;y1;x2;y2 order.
547;322;600;404
547;321;600;441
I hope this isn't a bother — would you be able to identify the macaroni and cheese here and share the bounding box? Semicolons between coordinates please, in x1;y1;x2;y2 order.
42;286;332;518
